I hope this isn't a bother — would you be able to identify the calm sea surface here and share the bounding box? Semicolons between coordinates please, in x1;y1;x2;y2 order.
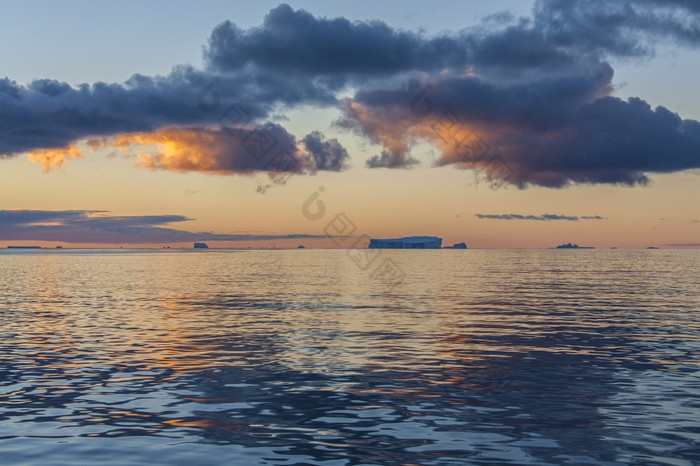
0;249;698;465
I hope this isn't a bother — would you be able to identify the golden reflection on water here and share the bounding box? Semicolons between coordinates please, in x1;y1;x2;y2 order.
0;249;699;464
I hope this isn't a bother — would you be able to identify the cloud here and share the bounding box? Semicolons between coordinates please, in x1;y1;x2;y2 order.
2;2;700;188
342;58;700;187
205;2;700;76
25;143;85;171
341;64;616;172
300;131;350;171
494;96;700;187
534;0;700;58
475;213;606;221
204;4;470;78
0;63;341;174
0;210;332;244
334;1;700;186
366;150;419;169
26;124;350;177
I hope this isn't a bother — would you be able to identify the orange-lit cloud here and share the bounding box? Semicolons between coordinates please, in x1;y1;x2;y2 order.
341;98;506;178
26;143;84;171
341;65;700;187
26;125;349;178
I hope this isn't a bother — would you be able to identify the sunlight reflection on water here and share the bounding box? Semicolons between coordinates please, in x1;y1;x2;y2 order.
1;249;699;464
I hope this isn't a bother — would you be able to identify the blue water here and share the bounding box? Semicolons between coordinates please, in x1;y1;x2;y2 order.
0;249;699;465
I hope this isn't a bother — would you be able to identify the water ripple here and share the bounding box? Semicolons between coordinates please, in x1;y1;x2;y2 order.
0;249;699;464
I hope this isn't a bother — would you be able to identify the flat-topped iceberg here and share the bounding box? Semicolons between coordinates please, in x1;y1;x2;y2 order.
368;236;442;249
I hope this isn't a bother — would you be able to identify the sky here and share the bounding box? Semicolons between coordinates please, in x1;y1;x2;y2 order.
1;0;699;248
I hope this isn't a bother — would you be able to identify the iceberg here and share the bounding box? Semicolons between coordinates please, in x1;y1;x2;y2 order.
555;243;594;249
193;242;209;249
368;236;442;249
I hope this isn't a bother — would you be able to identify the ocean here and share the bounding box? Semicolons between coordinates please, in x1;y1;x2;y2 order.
1;248;698;465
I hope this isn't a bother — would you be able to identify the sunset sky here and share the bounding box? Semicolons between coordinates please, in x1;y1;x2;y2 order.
1;0;699;248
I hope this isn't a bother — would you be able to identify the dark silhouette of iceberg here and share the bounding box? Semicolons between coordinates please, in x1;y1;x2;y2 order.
444;242;467;249
555;243;594;249
194;242;209;249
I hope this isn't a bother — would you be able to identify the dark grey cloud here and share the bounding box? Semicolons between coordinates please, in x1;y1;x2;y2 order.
470;23;576;71
301;131;350;171
2;69;227;157
344;64;613;168
202;3;614;78
0;210;331;244
491;96;700;187
475;213;606;221
205;4;469;78
534;0;700;58
366;150;419;169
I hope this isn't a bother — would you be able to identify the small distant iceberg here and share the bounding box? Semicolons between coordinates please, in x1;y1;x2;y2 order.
555;243;594;249
7;245;41;249
646;246;659;249
193;242;209;249
368;236;442;249
443;242;468;249
297;245;306;249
